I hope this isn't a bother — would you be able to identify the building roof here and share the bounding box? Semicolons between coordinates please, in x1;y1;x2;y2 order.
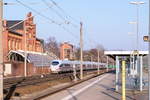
104;51;148;59
60;42;73;47
8;50;58;67
6;20;24;30
8;30;23;36
36;38;44;43
104;51;148;56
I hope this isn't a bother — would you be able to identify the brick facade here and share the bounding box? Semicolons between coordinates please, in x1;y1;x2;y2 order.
3;12;43;62
60;42;74;60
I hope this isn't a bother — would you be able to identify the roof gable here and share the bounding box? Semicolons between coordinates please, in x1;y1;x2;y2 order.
6;20;24;30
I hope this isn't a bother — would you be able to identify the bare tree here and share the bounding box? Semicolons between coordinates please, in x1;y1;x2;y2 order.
45;36;60;58
74;47;80;60
73;44;105;62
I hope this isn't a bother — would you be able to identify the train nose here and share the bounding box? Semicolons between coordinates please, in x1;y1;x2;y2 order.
51;67;60;73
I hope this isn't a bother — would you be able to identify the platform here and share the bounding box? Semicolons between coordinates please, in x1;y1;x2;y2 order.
41;72;147;100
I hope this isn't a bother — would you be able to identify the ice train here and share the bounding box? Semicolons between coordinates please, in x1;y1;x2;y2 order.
50;60;107;73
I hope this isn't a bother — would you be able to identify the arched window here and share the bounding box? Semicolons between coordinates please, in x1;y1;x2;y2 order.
8;39;11;50
12;40;15;50
16;41;18;50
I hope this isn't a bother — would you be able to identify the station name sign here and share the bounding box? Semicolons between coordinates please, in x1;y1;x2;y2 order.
143;36;150;42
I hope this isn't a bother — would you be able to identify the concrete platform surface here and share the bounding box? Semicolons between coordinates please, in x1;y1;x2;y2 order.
42;73;146;100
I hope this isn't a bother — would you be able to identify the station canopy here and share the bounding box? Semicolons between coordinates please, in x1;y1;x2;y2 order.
104;51;148;59
8;50;58;67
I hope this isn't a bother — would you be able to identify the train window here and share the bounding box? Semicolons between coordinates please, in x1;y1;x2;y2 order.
60;64;63;67
64;64;70;66
52;61;59;65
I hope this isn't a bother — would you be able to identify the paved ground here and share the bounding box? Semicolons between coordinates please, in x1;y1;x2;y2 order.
42;73;141;100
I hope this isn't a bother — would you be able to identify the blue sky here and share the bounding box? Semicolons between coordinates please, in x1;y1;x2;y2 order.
4;0;149;50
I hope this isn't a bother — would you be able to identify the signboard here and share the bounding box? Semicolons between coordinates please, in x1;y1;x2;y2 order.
143;36;149;42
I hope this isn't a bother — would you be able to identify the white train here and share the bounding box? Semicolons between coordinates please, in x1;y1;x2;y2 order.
50;60;106;73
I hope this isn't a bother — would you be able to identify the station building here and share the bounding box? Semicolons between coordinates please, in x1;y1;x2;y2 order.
2;12;43;62
1;12;59;76
60;42;74;60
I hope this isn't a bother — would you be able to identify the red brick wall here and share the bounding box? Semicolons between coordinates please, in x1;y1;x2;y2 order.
6;62;51;77
60;42;73;60
3;30;8;62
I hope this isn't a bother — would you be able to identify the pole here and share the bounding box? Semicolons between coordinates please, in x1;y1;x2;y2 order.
130;1;145;77
73;64;77;81
80;22;83;79
148;0;150;99
41;43;44;74
116;56;119;91
97;49;100;74
133;53;135;76
0;0;3;99
107;56;108;72
136;4;140;77
122;60;126;100
140;56;143;91
136;4;139;51
130;55;133;76
90;56;93;69
24;22;27;77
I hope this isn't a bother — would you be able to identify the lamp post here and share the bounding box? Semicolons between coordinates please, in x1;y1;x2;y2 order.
128;21;136;51
97;49;100;74
80;22;83;79
130;1;145;51
41;40;44;74
143;0;150;99
106;56;108;72
24;23;27;77
130;1;144;92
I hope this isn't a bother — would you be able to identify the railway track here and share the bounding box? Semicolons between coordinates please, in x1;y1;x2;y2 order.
4;69;104;90
4;69;114;100
4;73;74;90
4;72;77;100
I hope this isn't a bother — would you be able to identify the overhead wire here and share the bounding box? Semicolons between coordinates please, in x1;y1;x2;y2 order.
43;0;79;28
48;0;94;49
42;0;69;25
7;7;50;30
15;0;60;25
13;0;97;52
15;0;79;40
84;25;103;50
50;0;80;25
44;0;104;61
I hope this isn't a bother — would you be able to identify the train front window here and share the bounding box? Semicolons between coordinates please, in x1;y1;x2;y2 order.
52;61;59;65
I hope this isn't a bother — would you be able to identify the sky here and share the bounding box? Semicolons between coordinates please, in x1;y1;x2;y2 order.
3;0;149;51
